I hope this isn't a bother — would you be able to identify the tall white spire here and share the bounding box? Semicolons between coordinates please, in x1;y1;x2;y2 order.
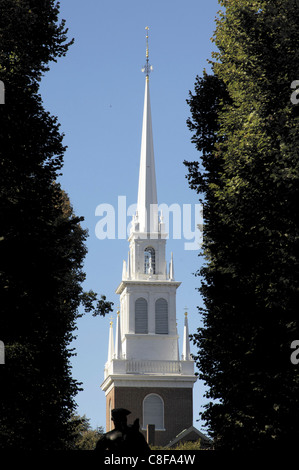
136;27;158;233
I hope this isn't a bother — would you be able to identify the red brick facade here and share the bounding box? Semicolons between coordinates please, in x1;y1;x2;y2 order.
106;386;193;447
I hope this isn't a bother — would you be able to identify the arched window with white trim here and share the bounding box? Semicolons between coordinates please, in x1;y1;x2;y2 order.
155;298;168;334
143;394;164;430
135;297;148;334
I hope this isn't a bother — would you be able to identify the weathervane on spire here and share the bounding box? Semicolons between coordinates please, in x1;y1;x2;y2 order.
141;26;153;79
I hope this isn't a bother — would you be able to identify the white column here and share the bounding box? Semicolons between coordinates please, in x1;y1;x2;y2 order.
148;291;155;334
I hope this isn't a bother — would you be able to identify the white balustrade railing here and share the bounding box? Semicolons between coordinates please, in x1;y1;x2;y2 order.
126;360;181;374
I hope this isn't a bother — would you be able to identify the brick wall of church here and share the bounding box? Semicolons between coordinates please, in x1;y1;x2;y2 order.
106;386;193;447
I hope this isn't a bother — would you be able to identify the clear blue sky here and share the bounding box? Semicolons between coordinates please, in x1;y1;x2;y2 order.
40;0;221;433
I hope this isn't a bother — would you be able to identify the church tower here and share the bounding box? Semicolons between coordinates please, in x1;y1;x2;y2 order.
101;28;196;447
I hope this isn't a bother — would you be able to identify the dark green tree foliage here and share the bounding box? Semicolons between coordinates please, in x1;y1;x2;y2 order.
186;0;299;450
69;415;104;450
0;1;112;449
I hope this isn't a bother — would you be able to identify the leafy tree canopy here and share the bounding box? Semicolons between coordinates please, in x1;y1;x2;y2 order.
0;0;112;450
186;0;299;450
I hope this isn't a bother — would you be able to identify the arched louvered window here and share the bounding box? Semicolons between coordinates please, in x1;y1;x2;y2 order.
155;298;168;334
143;394;164;430
135;297;148;334
144;247;155;274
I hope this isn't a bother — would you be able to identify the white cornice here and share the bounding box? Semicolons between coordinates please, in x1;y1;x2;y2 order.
101;373;197;394
116;279;181;294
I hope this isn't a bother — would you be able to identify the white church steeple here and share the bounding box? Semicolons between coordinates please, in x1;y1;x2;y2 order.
101;29;196;446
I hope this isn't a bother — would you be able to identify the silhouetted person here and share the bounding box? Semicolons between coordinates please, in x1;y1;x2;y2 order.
95;408;150;454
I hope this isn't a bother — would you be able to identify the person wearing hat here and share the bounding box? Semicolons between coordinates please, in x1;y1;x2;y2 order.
95;408;150;454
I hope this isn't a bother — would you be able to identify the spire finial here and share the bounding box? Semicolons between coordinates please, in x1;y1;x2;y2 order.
146;26;149;59
141;26;153;79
